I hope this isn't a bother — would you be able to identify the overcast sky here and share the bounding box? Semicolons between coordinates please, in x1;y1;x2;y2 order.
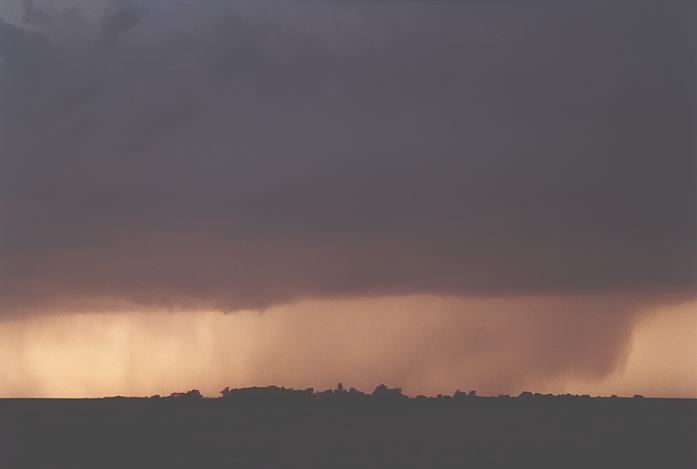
0;0;695;396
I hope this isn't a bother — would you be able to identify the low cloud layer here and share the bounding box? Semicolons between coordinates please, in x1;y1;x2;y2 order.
1;0;695;316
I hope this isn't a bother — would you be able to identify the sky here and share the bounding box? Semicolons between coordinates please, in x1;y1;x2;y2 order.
0;0;695;397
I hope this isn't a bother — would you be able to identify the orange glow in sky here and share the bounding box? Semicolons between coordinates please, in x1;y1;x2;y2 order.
0;296;694;398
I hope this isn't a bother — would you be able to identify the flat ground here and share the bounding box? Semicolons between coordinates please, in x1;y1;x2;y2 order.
1;396;695;468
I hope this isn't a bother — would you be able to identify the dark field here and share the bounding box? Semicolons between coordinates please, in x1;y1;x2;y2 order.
2;392;696;469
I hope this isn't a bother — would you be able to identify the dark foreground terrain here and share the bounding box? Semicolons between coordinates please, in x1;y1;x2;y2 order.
2;387;696;469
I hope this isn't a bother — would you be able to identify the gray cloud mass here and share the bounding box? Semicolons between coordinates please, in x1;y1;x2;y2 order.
0;0;695;315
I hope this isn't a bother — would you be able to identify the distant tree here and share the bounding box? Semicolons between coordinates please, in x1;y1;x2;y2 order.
169;389;203;400
372;384;405;400
348;387;365;400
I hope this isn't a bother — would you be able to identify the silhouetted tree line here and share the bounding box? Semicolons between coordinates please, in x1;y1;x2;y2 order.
216;383;407;404
148;384;646;402
136;385;648;403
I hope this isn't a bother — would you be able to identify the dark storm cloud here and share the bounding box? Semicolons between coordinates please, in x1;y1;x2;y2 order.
99;0;141;45
0;0;695;314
